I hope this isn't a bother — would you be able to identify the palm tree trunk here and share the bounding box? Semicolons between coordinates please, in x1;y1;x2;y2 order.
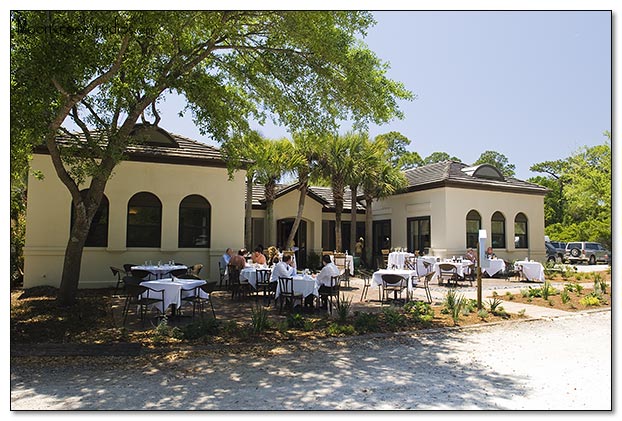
265;180;277;246
245;173;253;249
349;184;358;254
364;195;374;268
286;181;308;250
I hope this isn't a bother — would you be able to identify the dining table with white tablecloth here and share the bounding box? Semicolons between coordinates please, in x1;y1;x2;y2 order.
139;278;207;312
514;260;545;282
132;264;188;280
330;254;355;275
240;265;271;289
483;258;506;277
387;252;415;270
433;260;473;280
371;269;418;296
274;274;319;299
415;256;438;276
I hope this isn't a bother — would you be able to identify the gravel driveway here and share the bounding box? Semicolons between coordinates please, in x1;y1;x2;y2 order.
10;309;611;411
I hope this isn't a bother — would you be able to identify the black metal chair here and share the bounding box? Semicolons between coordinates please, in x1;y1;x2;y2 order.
189;263;204;277
122;283;165;326
218;262;227;290
359;269;372;302
167;267;189;278
110;266;125;294
410;271;433;303
381;273;407;305
179;280;217;319
318;274;341;314
228;264;250;300
255;269;273;305
277;276;303;314
463;264;476;286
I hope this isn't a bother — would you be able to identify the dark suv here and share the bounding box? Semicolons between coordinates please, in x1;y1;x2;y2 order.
564;242;611;265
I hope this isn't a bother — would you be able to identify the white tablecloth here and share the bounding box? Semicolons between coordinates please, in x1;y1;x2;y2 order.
387;252;415;270
140;278;207;311
132;264;188;280
240;266;271;289
433;260;473;280
415;257;437;276
275;274;319;299
515;261;545;282
330;254;355;275
372;269;418;295
483;259;506;277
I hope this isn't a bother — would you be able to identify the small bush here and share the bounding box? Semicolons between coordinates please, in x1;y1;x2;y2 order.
477;309;489;320
336;295;352;323
250;305;271;334
517;308;526;317
286;313;306;329
353;311;380;333
579;295;601;306
181;317;220;340
326;322;356;336
382;307;407;331
560;289;570;304
403;301;434;325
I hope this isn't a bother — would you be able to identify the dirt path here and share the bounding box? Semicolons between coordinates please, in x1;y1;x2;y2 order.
10;309;611;411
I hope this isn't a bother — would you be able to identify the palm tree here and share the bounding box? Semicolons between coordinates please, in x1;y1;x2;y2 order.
284;131;322;250
361;137;407;267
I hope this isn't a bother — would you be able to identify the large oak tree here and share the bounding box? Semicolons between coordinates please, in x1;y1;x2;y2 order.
11;11;411;305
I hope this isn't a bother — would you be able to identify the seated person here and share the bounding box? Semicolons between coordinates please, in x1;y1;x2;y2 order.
219;248;234;269
465;248;477;263
251;246;267;265
228;249;247;271
270;254;296;282
315;254;341;287
485;247;496;259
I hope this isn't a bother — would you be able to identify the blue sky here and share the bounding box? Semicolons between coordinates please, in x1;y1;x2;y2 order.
156;10;611;181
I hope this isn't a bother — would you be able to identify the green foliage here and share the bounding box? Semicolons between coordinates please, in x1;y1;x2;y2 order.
326;322;356;336
335;295;352;323
382;307;407;331
579;294;601;307
181;318;220;340
422;151;461;165
353;311;380;333
486;297;504;313
560;289;570;304
403;300;434;324
564;282;584;295
306;251;321;271
286;313;306;329
477;309;489;320
473;150;516;177
250;305;271;334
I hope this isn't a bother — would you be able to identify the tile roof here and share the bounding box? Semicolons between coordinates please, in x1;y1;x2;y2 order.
402;161;548;195
249;183;365;212
38;125;229;167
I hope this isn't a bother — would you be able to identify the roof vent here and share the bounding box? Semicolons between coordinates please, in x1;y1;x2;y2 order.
461;164;505;181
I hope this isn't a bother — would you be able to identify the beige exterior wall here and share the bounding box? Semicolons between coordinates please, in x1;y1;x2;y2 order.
23;154;246;288
373;186;546;263
272;190;323;253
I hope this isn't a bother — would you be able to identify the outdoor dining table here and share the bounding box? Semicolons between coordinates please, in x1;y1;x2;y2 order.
240;265;271;289
132;264;188;280
482;258;506;277
139;277;207;313
514;260;545;282
387;251;414;270
274;273;319;300
415;256;437;275
371;268;418;296
433;259;473;280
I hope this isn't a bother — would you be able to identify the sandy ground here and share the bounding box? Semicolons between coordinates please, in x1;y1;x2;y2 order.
10;309;612;411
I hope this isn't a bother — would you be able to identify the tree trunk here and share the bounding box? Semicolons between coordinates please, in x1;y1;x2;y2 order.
57;217;89;306
364;196;374;268
333;184;344;252
245;172;253;249
349;184;358;255
265;180;276;247
286;180;308;250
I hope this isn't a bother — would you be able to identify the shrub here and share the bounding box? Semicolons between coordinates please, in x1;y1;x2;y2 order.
403;301;434;324
487;297;503;313
326;322;356;336
181;317;220;340
286;313;306;329
580;295;601;306
477;309;489;320
382;307;407;331
336;295;352;323
250;305;271;334
353;311;380;333
518;308;526;317
560;289;570;304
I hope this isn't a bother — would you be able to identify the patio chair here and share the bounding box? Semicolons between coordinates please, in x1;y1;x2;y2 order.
318;275;341;314
381;273;407;305
167;267;189;278
359;269;372;302
254;268;273;305
110;266;125;294
218;261;227;290
228;264;250;300
179;280;217;319
381;249;390;268
438;263;459;287
463;263;476;286
123;263;138;275
130;269;153;281
334;253;350;288
122;283;165;326
189;263;203;277
410;271;433;303
277;276;303;314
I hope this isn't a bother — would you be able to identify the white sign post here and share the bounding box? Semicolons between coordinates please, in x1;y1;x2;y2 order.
477;230;488;309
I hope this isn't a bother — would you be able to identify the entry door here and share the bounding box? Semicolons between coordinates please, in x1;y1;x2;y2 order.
277;218;307;268
407;216;431;255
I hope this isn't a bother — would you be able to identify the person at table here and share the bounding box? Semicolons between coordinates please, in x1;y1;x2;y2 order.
219;248;234;269
229;249;247;271
314;254;341;309
465;248;477;263
270;254;296;282
485;247;496;259
251;246;267;265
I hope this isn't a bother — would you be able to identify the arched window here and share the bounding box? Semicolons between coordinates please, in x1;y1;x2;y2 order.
179;195;211;248
514;213;528;249
491;211;506;249
71;190;108;247
465;210;481;248
127;192;162;247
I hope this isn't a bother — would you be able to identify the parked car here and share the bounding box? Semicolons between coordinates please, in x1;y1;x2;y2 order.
545;240;566;261
545;242;559;264
564;241;611;265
